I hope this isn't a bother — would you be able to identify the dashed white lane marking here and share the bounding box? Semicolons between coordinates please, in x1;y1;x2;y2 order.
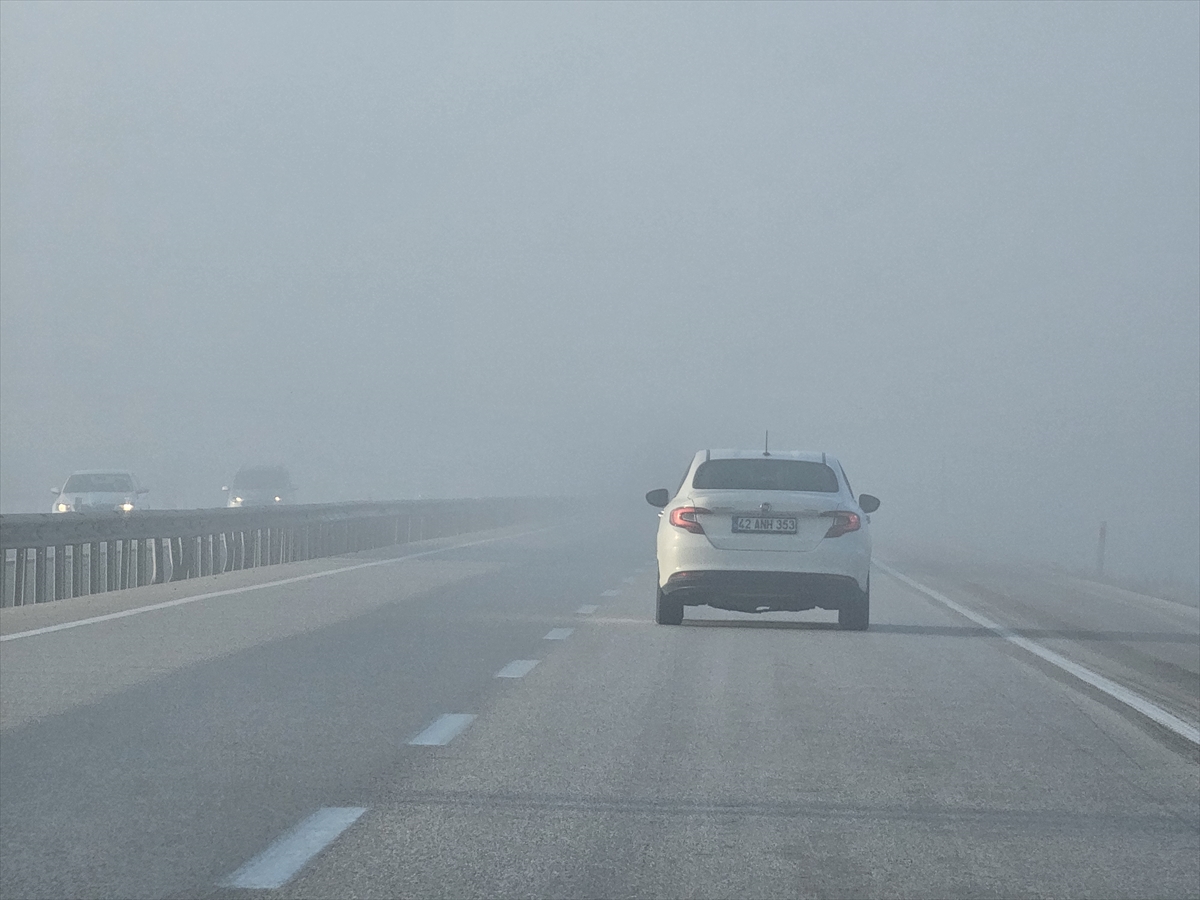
543;628;574;640
623;576;638;584
495;659;539;678
2;526;558;643
217;807;367;889
601;589;620;597
408;713;476;746
576;604;598;615
876;561;1200;747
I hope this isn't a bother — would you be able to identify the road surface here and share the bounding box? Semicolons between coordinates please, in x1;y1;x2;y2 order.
1;515;1196;899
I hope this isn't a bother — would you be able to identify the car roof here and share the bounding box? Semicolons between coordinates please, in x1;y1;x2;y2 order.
699;449;833;464
68;469;137;476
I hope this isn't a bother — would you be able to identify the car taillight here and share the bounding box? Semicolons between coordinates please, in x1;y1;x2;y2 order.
822;510;861;538
669;506;710;534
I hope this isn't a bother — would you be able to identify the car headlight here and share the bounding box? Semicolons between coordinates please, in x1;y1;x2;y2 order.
56;502;70;512
233;496;243;504
119;502;134;512
274;496;281;502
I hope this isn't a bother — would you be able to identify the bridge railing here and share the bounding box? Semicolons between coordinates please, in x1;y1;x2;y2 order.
0;498;545;607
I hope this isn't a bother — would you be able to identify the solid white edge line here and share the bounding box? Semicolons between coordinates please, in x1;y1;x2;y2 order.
408;713;476;746
543;628;574;640
875;561;1200;746
216;806;367;889
495;659;540;678
1;525;557;642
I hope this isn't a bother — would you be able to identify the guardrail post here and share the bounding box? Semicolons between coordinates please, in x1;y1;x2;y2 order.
1;551;8;608
35;546;48;603
120;539;131;589
153;539;165;583
53;545;66;600
105;541;117;591
13;549;26;606
185;536;199;579
134;540;146;586
72;544;84;596
89;542;100;593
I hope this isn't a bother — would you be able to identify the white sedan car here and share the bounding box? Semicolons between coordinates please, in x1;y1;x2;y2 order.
646;449;879;629
51;470;149;513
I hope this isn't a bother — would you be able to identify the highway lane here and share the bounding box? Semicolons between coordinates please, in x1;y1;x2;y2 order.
262;551;1198;900
1;515;1197;899
877;549;1200;733
0;521;646;900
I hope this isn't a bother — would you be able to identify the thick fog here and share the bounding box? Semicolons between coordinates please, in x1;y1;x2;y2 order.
1;2;1197;586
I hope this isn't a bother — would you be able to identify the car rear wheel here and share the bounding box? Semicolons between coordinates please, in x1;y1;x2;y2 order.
656;586;684;625
837;580;870;631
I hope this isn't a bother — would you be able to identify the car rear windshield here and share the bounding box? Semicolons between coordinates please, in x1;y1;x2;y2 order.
692;459;840;493
232;467;292;490
63;473;133;492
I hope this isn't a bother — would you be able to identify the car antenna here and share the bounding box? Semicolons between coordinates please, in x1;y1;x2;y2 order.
763;430;770;457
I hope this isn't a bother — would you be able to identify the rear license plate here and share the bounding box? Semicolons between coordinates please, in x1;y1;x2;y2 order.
732;516;798;534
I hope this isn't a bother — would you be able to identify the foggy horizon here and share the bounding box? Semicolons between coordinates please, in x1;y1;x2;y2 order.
2;1;1197;587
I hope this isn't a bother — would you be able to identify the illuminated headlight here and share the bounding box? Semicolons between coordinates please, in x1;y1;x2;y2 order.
119;502;134;512
231;497;243;506
274;496;281;502
56;502;70;512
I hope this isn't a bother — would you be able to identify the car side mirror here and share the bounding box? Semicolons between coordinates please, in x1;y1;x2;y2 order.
645;488;670;508
221;486;229;492
859;494;880;513
50;487;61;494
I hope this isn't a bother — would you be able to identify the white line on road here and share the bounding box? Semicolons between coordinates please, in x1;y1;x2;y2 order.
543;628;574;640
217;807;367;889
495;659;540;678
623;576;638;584
1;526;557;643
875;561;1200;747
409;713;476;746
576;604;598;615
601;589;620;597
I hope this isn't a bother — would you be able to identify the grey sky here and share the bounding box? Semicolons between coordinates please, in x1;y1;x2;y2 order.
1;1;1197;584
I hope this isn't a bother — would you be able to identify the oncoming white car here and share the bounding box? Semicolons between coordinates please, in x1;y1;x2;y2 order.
646;449;879;629
51;470;149;513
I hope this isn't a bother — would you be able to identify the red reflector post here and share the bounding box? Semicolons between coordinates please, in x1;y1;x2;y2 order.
822;510;861;538
669;506;710;534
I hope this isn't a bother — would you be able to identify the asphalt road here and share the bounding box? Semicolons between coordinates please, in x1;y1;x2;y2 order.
1;514;1196;899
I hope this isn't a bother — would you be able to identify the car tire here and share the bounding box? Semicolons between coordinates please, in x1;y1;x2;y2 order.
656;586;684;625
837;579;870;631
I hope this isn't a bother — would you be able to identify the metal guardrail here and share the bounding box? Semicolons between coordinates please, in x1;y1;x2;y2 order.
0;498;544;608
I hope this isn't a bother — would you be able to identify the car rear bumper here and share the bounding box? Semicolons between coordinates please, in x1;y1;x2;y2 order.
661;569;861;611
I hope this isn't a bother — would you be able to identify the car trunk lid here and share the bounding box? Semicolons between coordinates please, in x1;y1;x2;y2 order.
688;490;842;552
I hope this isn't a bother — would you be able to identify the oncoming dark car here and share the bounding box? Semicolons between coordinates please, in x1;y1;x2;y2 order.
224;466;296;507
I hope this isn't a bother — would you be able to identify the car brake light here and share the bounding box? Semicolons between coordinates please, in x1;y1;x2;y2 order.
669;506;710;534
822;510;861;538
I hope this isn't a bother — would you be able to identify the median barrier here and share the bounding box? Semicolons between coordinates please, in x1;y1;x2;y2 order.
0;498;544;607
